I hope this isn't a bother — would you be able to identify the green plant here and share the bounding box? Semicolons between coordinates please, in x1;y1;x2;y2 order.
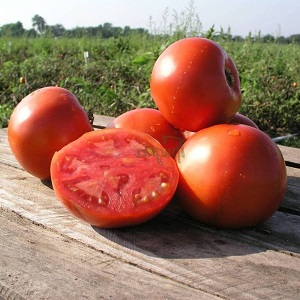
0;34;299;148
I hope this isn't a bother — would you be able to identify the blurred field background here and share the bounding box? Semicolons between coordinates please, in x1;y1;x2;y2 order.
0;2;299;147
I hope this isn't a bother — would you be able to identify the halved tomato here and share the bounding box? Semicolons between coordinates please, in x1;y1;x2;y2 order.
51;128;179;228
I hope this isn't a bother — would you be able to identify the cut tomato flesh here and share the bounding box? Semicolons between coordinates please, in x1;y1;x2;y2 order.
51;128;179;228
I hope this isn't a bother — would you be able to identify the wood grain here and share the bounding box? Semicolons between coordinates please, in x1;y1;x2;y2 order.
1;115;300;300
1;208;216;300
1;159;300;299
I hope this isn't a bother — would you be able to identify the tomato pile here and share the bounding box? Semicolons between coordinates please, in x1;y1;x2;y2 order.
8;37;287;229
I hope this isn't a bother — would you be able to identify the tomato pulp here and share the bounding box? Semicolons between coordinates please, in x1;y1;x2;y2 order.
51;128;179;228
175;124;287;228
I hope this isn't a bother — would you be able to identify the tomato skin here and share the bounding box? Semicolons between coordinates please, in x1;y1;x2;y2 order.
51;128;179;228
8;86;93;180
150;37;242;132
107;108;186;157
175;124;287;228
228;113;259;129
184;113;259;139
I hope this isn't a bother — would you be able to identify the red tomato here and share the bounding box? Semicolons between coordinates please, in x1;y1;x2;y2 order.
8;86;93;180
228;113;259;129
175;124;287;228
50;128;179;228
107;108;186;157
185;113;259;139
150;37;242;132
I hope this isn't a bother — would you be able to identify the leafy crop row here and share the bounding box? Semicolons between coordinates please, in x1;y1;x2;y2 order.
0;35;299;147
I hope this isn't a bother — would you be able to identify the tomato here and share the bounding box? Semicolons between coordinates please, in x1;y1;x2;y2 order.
184;113;259;139
107;108;186;157
175;124;287;228
50;128;179;228
8;86;93;180
150;37;242;132
228;113;259;129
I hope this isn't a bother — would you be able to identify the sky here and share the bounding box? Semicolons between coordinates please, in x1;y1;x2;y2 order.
0;0;300;37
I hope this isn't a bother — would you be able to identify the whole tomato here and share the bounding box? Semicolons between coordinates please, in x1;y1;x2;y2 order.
8;86;93;180
175;124;287;228
184;113;259;139
150;37;242;132
228;113;259;129
107;108;186;157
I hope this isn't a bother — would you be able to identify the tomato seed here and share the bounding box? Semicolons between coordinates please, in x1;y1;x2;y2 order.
121;157;136;165
116;174;130;194
98;191;110;206
159;171;170;182
133;193;141;202
67;185;79;192
146;147;154;155
158;182;168;194
132;192;150;206
161;182;167;188
151;191;160;199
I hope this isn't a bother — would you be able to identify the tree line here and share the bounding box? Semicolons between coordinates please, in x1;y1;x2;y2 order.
0;15;147;39
1;14;300;44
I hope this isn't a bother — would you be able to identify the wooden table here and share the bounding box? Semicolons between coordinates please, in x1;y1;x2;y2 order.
1;115;300;300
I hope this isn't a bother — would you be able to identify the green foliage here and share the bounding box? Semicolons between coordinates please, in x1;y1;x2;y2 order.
0;104;13;128
277;135;300;148
218;40;300;136
0;35;299;148
0;37;154;126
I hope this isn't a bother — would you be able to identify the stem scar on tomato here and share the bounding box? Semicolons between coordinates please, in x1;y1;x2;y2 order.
225;67;234;88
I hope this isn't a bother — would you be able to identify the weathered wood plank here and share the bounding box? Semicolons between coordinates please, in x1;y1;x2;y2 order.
280;167;300;214
1;122;300;299
1;208;215;300
278;145;300;167
1;161;300;299
0;128;21;170
92;114;114;128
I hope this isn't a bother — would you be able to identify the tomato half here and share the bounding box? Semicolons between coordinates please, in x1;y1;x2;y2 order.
8;86;93;180
107;108;186;157
175;124;287;229
150;37;242;132
51;128;179;228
